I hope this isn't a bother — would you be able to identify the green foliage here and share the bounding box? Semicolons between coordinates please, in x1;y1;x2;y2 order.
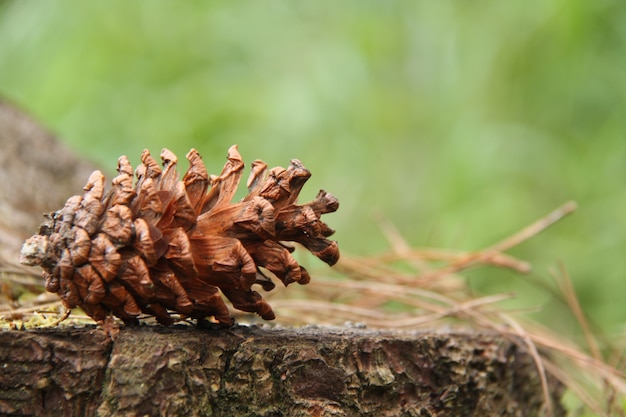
0;1;625;335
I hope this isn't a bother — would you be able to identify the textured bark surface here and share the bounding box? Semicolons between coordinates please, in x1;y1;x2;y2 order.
0;325;564;417
0;99;95;260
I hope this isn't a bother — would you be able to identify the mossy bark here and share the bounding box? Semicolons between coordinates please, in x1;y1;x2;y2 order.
0;325;563;417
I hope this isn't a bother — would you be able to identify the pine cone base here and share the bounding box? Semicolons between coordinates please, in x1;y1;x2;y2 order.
20;145;339;326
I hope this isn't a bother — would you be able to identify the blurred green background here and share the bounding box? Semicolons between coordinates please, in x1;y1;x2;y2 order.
0;1;624;337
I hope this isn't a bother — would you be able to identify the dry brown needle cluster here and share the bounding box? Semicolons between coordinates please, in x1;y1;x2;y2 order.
19;145;339;325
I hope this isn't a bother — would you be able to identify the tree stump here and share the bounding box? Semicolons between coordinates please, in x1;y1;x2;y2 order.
0;100;95;249
0;325;564;417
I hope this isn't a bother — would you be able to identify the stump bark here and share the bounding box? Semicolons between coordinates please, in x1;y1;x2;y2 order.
0;325;564;417
0;99;95;262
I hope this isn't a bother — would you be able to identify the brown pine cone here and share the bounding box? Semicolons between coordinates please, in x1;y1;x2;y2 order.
20;145;339;326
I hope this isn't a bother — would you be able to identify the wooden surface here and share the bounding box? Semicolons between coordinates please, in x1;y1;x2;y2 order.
0;324;564;417
0;100;95;259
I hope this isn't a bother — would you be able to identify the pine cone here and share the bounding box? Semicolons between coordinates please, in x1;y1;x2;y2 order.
20;145;339;326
